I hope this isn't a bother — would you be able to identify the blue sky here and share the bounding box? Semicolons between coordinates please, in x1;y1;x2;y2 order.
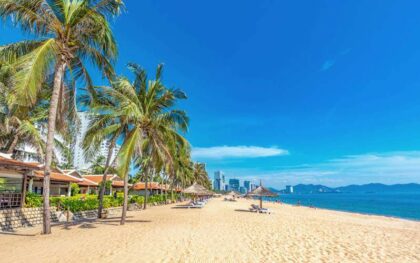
2;1;420;188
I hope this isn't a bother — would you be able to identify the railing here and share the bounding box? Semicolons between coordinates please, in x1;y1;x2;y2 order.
0;193;22;209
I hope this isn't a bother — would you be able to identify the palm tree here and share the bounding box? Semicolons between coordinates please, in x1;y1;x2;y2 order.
110;63;189;224
0;0;123;234
0;63;73;163
82;93;127;218
193;162;211;189
89;155;106;174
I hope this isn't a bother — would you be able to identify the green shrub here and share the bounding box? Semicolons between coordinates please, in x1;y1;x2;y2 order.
130;195;144;205
25;193;125;212
25;192;42;208
70;183;80;196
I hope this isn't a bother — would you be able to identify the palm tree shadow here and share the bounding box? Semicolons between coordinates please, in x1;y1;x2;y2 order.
0;231;37;237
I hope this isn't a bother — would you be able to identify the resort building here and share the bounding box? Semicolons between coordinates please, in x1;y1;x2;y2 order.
82;174;126;195
0;155;88;209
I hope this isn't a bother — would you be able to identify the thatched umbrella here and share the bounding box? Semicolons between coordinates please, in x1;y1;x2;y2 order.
183;183;213;200
246;183;277;209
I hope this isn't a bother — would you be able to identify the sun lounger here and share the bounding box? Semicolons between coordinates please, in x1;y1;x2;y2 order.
258;208;271;214
249;204;271;214
249;204;259;212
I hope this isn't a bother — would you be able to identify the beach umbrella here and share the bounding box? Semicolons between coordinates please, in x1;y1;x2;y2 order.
183;183;213;200
246;184;277;209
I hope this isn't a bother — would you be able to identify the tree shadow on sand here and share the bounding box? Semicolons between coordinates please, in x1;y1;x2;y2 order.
59;216;152;230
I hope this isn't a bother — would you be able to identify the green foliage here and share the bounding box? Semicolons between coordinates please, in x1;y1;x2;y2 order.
70;183;80;196
130;195;144;205
147;195;166;204
103;195;124;209
25;192;43;208
24;193;127;212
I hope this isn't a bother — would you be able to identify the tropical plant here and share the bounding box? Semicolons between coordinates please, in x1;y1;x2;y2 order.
0;62;73;164
0;0;123;234
82;85;127;219
193;162;211;189
70;182;80;196
109;63;189;224
89;155;106;174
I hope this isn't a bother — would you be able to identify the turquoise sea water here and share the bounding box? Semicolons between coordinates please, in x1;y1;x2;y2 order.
268;192;420;221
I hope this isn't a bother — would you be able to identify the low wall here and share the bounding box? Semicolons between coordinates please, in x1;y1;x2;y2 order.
1;201;177;231
0;207;59;232
0;207;125;232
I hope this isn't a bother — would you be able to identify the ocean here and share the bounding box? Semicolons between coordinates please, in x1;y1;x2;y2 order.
269;192;420;221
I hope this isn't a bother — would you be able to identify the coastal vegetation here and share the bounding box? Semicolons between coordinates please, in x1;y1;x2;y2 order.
0;0;211;234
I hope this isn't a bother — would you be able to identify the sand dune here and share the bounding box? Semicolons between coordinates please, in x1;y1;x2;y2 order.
0;198;419;263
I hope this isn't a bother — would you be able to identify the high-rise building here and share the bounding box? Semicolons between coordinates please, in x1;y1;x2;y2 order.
229;178;240;192
213;171;225;191
285;185;294;194
250;183;257;191
244;180;251;193
73;112;120;170
239;186;247;194
224;184;229;191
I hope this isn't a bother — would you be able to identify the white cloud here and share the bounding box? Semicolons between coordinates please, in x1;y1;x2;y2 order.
220;151;420;188
192;146;289;159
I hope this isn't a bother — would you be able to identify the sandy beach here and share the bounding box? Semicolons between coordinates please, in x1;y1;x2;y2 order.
0;198;419;263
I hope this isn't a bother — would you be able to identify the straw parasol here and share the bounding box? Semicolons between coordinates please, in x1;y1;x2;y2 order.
246;183;277;209
183;183;214;200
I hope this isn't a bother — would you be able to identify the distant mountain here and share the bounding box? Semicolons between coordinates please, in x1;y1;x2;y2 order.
292;184;337;194
336;183;420;193
274;183;420;194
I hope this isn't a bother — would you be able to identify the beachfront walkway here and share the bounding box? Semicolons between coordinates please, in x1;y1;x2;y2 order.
0;198;419;263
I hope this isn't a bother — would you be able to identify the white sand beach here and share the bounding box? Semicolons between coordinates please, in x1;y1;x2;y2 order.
0;198;419;263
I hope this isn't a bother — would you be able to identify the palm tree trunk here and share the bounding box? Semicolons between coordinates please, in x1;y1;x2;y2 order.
120;173;129;225
98;137;116;218
170;178;174;202
6;135;19;155
42;59;66;235
144;169;148;209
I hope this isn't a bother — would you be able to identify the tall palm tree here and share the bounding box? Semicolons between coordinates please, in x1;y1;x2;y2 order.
82;88;127;218
0;0;123;234
193;162;211;189
109;63;189;224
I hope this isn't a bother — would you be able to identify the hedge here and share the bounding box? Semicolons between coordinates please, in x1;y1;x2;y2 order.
25;193;179;212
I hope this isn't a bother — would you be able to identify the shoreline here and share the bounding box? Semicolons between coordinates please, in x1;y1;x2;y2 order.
274;201;420;223
263;200;420;222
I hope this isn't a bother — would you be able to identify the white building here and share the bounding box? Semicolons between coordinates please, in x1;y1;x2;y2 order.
73;112;120;170
285;185;294;194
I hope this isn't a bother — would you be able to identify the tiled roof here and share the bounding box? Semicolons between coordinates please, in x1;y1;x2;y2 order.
82;174;129;188
33;170;82;183
133;182;161;190
78;178;99;187
0;156;41;170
